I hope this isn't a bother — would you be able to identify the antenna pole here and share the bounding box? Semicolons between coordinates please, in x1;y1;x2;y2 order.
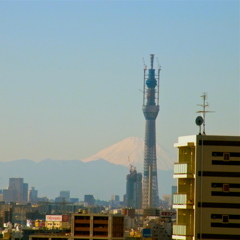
202;93;206;134
150;54;154;69
196;92;215;135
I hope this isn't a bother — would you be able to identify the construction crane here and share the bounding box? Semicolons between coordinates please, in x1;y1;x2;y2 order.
128;156;136;172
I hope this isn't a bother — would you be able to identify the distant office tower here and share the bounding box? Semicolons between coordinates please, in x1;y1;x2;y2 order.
110;195;120;207
162;194;171;209
172;135;240;240
3;178;28;203
126;166;142;209
3;189;15;203
84;194;95;206
29;187;38;203
3;178;29;203
23;183;28;202
70;198;79;203
142;54;161;208
60;191;70;202
9;178;24;202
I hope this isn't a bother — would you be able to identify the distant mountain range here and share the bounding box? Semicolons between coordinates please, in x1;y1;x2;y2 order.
0;137;176;201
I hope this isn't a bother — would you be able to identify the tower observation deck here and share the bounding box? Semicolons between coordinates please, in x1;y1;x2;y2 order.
142;54;160;208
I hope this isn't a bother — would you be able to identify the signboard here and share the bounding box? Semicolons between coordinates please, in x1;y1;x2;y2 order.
160;211;176;217
46;215;62;222
62;215;69;222
142;228;151;238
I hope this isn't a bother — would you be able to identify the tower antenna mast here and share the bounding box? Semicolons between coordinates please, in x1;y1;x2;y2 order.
142;54;160;208
196;92;214;135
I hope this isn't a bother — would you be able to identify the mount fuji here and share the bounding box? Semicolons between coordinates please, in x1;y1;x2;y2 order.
82;137;176;171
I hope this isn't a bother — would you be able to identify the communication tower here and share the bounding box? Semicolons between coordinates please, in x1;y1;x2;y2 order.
142;54;160;208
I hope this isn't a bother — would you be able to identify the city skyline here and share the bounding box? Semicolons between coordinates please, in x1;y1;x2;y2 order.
0;1;239;163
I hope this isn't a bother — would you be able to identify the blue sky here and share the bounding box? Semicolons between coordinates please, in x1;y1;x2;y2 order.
0;0;239;162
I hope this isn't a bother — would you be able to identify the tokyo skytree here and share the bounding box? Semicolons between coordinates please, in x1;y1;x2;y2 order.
142;54;160;208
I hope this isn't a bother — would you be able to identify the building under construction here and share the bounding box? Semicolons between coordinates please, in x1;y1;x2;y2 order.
126;165;142;209
142;54;160;208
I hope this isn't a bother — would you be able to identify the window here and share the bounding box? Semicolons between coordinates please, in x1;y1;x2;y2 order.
223;153;230;161
223;184;229;192
222;215;229;223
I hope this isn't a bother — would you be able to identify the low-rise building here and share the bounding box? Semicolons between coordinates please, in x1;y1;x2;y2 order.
29;213;125;240
45;215;70;230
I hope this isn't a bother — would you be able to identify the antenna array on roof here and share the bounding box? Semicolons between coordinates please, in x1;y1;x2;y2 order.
196;92;215;135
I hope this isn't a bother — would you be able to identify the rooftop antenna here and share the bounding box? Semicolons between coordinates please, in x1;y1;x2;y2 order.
196;92;215;135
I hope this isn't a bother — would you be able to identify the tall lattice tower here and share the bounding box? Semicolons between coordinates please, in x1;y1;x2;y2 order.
142;54;160;208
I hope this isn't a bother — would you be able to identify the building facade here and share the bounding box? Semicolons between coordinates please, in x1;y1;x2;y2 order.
60;191;70;202
126;167;142;209
172;135;240;240
84;195;95;206
29;187;38;203
72;213;125;240
3;178;28;203
45;215;70;230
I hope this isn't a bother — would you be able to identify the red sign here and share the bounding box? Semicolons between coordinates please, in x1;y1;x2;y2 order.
46;215;62;222
160;211;176;217
62;215;69;222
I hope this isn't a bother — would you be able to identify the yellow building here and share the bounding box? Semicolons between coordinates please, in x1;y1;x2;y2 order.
172;135;240;240
45;215;70;230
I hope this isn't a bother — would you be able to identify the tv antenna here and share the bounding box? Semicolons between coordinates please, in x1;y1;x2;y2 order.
196;92;215;135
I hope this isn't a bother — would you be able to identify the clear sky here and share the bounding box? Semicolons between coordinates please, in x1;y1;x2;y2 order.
0;0;239;162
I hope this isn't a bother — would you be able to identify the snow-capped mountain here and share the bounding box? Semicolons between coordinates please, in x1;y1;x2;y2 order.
82;137;176;170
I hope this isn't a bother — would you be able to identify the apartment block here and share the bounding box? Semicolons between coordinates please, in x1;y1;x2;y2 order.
72;213;125;240
172;135;240;240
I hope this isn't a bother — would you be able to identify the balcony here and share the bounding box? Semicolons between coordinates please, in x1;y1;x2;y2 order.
174;163;194;178
75;219;90;224
74;227;90;231
93;220;108;224
173;194;193;209
93;227;108;232
172;224;193;240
